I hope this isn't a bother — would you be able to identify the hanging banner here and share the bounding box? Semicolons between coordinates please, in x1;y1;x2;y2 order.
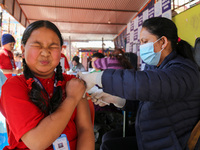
116;0;171;70
125;0;171;70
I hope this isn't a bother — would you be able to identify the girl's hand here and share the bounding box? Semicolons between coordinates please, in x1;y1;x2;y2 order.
65;78;86;103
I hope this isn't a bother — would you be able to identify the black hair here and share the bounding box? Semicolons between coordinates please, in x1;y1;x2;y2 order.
22;20;63;46
72;56;80;64
142;17;195;63
92;52;105;58
111;48;133;69
22;20;64;115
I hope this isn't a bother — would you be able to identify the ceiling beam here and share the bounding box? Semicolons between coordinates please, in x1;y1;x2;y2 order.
29;19;127;25
61;31;118;34
19;3;138;13
65;39;115;42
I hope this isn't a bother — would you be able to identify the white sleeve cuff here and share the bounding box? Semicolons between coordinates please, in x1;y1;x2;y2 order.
96;71;103;87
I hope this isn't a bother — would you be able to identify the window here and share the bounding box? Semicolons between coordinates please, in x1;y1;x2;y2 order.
171;0;200;14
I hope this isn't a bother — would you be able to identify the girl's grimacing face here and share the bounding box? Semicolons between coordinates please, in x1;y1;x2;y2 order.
22;27;61;78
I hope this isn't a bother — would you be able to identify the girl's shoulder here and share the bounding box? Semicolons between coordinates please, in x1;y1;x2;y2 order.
63;73;76;82
2;75;29;95
3;75;26;87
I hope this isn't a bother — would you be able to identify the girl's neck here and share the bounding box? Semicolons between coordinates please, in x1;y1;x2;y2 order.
33;72;55;79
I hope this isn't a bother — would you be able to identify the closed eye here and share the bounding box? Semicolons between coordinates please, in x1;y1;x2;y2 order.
49;46;60;50
30;41;42;49
49;44;60;50
30;44;42;49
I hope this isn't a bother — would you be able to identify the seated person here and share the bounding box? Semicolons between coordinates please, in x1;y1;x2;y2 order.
78;17;200;150
90;52;105;73
69;56;85;73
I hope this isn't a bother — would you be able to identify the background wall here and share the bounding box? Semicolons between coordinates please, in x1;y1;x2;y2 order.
172;4;200;46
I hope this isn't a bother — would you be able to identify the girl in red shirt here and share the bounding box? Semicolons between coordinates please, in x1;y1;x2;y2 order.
0;20;94;150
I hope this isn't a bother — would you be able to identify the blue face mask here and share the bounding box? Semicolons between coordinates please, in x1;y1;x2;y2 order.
140;37;164;66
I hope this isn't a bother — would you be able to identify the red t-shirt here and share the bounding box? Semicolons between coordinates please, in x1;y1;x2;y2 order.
0;48;16;78
0;73;78;150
